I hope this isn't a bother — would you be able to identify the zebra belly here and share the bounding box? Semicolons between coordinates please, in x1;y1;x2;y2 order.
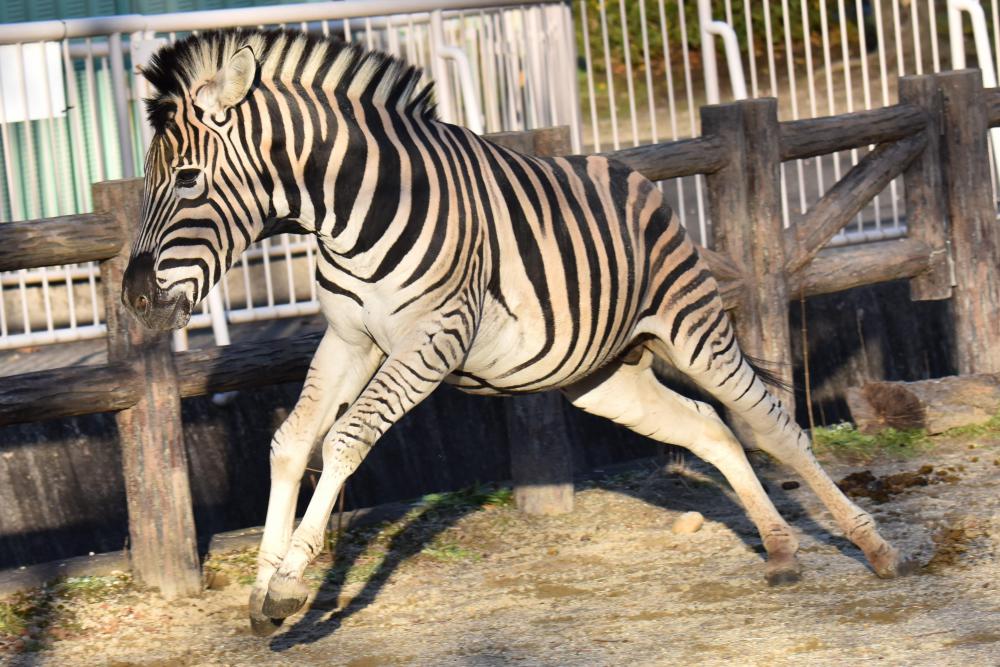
449;296;632;395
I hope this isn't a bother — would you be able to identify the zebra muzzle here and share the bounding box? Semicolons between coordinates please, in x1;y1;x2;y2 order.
122;253;192;330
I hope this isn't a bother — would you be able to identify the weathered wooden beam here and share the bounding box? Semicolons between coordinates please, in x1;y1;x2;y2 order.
938;70;1000;374
846;374;1000;434
96;178;202;600
0;362;140;427
174;332;321;397
0;212;121;272
788;238;933;298
985;87;1000;127
704;98;794;413
899;75;952;301
505;391;575;515
485;125;572;157
783;133;926;275
600;136;729;180
779;103;925;161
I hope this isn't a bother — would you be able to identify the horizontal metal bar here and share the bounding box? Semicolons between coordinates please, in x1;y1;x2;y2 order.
0;265;101;288
226;302;321;323
0;0;558;44
0;324;106;351
62;8;487;59
826;226;909;248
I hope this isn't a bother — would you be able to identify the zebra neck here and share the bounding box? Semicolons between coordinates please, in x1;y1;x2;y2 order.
302;104;462;277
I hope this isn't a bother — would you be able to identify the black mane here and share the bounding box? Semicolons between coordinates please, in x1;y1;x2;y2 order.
142;28;436;134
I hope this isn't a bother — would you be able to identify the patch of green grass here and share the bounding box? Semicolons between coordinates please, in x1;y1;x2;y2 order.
417;483;514;515
204;547;259;586
48;575;131;602
0;573;132;652
421;541;481;564
0;597;30;636
812;423;931;460
939;412;1000;439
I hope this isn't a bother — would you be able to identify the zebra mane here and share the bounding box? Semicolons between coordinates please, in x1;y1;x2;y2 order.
143;28;436;134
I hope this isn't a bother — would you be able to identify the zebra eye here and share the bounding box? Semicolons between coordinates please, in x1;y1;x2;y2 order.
175;168;201;190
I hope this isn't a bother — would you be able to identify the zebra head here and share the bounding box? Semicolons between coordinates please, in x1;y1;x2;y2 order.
123;41;267;330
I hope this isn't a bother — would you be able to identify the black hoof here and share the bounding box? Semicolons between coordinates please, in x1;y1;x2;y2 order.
765;567;802;586
874;555;920;579
765;554;803;587
249;613;283;637
869;547;916;579
249;587;284;637
261;574;309;619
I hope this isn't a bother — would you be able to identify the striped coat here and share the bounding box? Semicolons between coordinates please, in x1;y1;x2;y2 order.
122;29;908;635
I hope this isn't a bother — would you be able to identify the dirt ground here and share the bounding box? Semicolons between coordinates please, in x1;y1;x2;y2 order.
2;433;999;667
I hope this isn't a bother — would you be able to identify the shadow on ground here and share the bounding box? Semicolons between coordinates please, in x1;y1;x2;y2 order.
268;455;869;652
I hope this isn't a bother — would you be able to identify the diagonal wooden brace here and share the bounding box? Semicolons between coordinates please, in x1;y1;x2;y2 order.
783;133;927;276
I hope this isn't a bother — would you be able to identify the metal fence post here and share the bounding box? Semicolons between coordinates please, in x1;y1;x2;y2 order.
108;32;136;179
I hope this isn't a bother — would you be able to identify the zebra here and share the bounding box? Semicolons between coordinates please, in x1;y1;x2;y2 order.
122;29;909;635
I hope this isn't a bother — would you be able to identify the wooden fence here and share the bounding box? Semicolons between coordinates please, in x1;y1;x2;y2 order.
2;69;999;598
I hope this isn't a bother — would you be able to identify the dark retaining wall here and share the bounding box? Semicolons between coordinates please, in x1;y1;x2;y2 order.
0;279;957;570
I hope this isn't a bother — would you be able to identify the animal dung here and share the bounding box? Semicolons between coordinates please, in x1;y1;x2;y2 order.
672;511;705;535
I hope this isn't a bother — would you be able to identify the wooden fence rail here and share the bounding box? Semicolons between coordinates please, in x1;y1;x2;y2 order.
2;70;1000;597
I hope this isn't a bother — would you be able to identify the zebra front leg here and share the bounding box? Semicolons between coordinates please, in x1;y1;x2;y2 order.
261;337;463;621
249;329;384;636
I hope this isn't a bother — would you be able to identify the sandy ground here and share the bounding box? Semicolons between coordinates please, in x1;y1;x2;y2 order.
2;434;999;667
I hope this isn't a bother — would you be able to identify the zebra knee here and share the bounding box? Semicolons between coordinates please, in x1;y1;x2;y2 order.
269;430;312;481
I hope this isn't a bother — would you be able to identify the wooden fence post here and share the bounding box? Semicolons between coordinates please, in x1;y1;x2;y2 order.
95;179;202;599
702;98;794;412
899;75;952;302
488;127;575;516
937;70;1000;374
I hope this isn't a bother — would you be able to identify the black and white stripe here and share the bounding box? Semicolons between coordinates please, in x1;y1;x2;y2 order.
126;29;906;630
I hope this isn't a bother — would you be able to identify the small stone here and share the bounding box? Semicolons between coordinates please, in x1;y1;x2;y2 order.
672;511;704;534
781;481;800;490
207;571;231;590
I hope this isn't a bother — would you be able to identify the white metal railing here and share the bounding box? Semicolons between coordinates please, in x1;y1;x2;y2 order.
4;0;1000;353
574;0;1000;251
0;0;577;351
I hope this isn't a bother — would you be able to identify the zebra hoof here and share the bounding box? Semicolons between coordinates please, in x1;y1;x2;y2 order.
249;587;283;637
249;612;283;637
870;548;918;579
262;573;309;620
764;555;802;586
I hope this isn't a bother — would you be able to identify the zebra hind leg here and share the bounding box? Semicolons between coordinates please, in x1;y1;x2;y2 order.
563;351;803;585
644;313;914;579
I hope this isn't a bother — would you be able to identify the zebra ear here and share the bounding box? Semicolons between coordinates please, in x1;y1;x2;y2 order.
196;46;257;113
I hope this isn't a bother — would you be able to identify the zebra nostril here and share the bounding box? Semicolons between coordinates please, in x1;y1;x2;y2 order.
135;294;150;314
